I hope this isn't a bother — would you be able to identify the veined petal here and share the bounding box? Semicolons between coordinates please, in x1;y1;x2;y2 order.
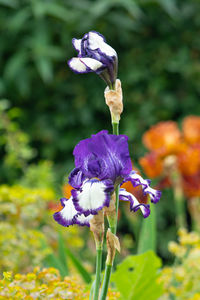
119;188;150;218
122;171;161;203
68;57;103;73
72;178;114;215
73;131;132;182
72;38;81;53
53;197;92;227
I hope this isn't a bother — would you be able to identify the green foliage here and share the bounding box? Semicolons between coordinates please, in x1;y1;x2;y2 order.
0;100;36;182
111;250;163;300
137;202;156;253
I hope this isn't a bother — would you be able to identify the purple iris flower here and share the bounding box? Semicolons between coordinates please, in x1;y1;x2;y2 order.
54;131;161;227
68;31;118;87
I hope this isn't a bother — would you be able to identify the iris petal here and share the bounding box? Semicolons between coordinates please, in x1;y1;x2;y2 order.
119;189;150;218
72;178;114;216
53;197;93;227
122;171;161;203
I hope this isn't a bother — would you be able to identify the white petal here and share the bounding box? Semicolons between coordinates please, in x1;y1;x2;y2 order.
68;57;87;73
80;57;103;71
54;197;79;227
72;38;81;52
60;198;77;221
72;179;113;215
76;214;93;226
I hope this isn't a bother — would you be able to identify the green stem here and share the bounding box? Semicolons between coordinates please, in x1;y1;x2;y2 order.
99;264;112;300
112;122;119;235
100;122;119;300
112;122;119;135
171;171;186;228
93;247;103;300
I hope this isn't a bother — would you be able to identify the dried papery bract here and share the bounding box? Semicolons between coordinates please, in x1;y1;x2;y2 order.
106;229;120;266
104;79;123;124
90;210;104;247
104;193;116;232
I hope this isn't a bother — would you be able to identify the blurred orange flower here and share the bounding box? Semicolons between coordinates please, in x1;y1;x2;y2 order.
139;152;163;178
142;121;182;156
140;116;200;200
183;116;200;145
177;144;200;176
182;173;200;198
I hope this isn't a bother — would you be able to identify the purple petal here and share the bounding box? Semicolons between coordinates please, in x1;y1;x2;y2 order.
72;178;114;216
119;189;150;218
68;168;86;189
73;131;132;182
122;171;161;204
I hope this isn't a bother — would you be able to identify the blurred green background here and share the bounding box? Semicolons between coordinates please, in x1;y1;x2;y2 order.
1;0;200;184
1;0;200;266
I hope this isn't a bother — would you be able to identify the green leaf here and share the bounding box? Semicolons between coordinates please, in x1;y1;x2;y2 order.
40;238;68;278
64;244;92;284
58;231;69;275
137;202;156;253
57;231;91;283
40;233;91;284
111;251;163;300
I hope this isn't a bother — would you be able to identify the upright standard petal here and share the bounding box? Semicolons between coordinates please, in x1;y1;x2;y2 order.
119;189;150;218
72;178;114;216
73;131;132;182
122;171;161;203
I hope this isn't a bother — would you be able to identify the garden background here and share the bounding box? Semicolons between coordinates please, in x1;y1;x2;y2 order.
0;0;200;299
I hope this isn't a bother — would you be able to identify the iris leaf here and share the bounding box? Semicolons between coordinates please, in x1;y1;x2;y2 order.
137;202;156;253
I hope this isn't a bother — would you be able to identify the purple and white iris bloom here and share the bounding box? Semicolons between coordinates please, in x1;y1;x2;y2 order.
68;31;118;88
54;131;161;227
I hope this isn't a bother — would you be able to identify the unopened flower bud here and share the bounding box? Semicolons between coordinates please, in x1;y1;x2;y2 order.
104;79;123;124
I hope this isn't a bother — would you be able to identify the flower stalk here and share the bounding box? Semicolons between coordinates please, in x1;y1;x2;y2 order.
90;211;104;300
